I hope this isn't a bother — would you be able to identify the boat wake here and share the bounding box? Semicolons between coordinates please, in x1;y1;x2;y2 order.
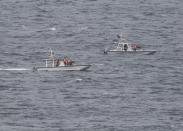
0;68;31;71
92;63;104;66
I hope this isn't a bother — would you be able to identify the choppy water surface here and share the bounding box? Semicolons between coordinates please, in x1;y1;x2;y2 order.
0;0;183;130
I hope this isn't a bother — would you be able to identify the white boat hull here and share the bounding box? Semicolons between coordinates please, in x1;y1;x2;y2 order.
105;49;156;55
34;65;91;71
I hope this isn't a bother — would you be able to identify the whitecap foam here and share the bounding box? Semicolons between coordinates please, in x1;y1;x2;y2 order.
49;27;56;31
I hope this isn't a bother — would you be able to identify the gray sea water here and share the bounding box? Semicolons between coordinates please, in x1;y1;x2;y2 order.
0;0;183;131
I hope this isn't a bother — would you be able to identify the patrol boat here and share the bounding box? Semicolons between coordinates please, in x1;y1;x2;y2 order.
34;49;91;71
104;34;156;55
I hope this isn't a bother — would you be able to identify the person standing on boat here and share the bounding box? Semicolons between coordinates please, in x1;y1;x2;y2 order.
131;43;141;51
63;56;68;65
124;44;128;51
55;59;60;67
63;56;73;66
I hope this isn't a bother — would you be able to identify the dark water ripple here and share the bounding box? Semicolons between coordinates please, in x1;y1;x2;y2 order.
0;0;183;130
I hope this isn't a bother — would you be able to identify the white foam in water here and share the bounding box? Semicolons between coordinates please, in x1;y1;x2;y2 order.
92;63;104;66
76;78;82;81
0;68;31;71
49;27;56;31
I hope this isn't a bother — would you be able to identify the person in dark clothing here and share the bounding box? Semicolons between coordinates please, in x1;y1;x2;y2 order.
124;44;128;51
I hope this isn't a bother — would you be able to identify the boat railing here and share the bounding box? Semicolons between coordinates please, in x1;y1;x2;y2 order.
43;59;56;67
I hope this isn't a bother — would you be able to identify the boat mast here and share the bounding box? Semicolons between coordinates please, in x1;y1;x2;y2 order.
48;48;54;59
48;48;55;67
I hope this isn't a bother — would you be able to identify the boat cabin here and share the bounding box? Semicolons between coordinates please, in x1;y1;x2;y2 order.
44;57;73;68
116;42;133;51
45;49;73;67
